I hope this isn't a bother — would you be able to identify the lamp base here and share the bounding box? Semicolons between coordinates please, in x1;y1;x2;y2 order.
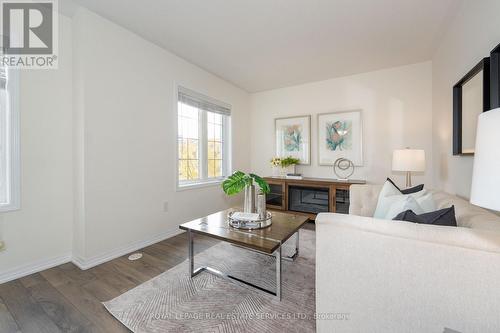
405;171;412;188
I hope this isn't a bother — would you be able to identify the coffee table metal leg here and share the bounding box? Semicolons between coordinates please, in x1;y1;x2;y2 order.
296;229;300;257
276;244;282;300
189;231;205;278
282;230;300;262
187;233;283;300
188;229;194;276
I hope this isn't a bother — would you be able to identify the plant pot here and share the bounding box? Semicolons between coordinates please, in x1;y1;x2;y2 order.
256;192;266;219
243;184;256;213
279;167;287;177
281;165;296;176
272;166;280;177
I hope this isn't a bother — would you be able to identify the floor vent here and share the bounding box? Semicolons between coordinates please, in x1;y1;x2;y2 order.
128;253;143;261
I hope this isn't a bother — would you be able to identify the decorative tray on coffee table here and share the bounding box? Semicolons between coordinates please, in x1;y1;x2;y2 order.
228;211;272;230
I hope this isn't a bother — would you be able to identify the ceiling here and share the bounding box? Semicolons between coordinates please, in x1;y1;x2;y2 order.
72;0;459;92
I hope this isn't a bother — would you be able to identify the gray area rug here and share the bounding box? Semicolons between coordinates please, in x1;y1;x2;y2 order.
103;229;315;332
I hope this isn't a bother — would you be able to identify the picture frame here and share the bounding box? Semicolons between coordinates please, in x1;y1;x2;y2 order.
318;110;363;166
452;57;490;155
275;115;311;165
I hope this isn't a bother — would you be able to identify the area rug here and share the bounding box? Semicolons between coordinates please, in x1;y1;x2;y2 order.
103;229;315;332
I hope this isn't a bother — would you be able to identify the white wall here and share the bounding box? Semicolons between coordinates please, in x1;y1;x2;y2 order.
250;62;433;188
0;8;251;280
72;9;251;263
432;0;500;199
0;15;74;280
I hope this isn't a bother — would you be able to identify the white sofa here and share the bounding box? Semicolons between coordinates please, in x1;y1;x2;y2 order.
316;185;500;333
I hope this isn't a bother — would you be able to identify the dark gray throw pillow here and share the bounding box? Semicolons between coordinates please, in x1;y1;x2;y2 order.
392;210;422;223
386;177;424;194
393;206;457;227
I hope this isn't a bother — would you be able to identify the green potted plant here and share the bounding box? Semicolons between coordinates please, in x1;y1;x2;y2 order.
222;171;270;213
270;156;300;177
280;156;300;176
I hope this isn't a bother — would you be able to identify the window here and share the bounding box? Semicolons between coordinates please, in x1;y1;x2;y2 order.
177;87;231;188
0;65;20;211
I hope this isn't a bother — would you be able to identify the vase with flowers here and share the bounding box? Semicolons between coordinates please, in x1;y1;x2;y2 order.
270;157;282;177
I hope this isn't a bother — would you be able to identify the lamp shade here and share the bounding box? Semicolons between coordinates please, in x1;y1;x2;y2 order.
392;149;426;172
470;108;500;211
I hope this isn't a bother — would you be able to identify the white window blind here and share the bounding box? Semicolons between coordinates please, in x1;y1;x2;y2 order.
178;86;231;116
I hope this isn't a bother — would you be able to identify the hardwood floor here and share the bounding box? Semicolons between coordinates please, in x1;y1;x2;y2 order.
0;222;315;333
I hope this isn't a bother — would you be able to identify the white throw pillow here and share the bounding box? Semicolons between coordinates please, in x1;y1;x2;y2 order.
416;192;436;213
385;196;424;220
374;180;434;219
374;181;421;218
373;181;402;218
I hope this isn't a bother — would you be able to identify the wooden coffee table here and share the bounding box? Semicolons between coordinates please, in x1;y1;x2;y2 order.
179;208;309;300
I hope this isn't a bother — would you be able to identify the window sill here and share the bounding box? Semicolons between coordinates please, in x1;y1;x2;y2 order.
177;179;224;192
0;202;20;212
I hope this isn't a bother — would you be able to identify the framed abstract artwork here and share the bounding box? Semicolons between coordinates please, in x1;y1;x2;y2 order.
318;110;363;166
275;115;311;165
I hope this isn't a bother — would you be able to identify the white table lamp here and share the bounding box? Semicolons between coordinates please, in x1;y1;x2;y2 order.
470;108;500;211
392;148;426;188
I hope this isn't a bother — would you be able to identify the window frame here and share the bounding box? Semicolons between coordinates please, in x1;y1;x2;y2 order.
0;66;20;212
175;85;231;191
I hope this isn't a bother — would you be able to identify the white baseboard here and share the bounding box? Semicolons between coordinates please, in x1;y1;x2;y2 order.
0;227;184;284
72;227;184;270
0;253;72;284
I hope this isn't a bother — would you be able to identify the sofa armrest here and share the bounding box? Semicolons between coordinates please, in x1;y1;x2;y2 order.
349;184;382;216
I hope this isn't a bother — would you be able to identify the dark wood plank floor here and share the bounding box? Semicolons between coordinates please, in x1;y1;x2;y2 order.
0;222;315;333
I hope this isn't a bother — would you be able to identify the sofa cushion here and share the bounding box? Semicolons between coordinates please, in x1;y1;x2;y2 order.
394;206;458;227
432;191;500;232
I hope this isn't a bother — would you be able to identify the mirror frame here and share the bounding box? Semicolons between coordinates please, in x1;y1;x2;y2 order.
452;57;490;156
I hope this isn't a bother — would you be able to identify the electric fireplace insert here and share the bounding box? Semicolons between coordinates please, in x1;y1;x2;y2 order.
288;186;330;214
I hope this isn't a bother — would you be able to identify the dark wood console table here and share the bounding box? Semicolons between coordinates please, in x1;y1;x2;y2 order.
264;177;366;219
